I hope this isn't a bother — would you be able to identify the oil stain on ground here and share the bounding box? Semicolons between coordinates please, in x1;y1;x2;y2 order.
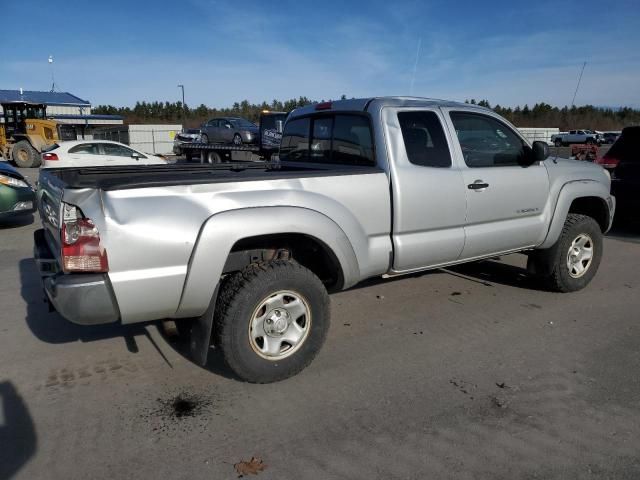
139;389;219;435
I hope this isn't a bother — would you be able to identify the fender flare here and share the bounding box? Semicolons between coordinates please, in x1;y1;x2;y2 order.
539;180;612;249
174;206;360;318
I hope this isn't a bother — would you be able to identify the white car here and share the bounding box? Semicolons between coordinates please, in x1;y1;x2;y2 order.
41;140;170;168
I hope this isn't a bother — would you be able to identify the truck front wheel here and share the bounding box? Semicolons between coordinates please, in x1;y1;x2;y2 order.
528;214;603;292
13;140;41;168
214;260;330;383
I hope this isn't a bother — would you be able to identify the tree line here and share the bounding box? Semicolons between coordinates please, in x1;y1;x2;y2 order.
93;96;640;131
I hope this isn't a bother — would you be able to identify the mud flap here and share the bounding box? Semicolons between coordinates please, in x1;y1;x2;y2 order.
189;284;220;366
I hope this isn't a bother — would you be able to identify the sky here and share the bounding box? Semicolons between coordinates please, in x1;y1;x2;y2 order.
2;0;639;108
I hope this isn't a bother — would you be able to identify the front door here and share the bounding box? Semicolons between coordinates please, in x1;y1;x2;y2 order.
101;143;141;165
384;107;468;272
443;110;550;259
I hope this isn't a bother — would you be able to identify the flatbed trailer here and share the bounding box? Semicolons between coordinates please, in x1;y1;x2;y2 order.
180;111;287;164
181;142;262;164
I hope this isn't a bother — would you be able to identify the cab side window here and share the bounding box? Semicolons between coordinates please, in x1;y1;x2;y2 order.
398;111;452;167
450;112;526;167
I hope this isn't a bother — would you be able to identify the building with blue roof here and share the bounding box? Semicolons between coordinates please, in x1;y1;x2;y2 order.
0;89;123;138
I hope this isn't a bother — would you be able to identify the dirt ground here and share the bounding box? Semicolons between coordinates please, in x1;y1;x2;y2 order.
1;164;639;480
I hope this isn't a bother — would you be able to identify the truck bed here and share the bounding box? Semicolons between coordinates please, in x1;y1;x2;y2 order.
42;161;383;191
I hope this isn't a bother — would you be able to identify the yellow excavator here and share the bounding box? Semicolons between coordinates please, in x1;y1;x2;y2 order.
0;101;66;167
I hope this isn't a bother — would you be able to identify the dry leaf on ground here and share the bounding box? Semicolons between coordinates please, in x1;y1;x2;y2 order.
234;457;266;477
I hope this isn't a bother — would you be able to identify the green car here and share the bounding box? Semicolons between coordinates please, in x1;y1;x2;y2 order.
0;162;36;221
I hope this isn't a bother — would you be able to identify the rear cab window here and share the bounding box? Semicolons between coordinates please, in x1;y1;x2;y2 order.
279;114;375;166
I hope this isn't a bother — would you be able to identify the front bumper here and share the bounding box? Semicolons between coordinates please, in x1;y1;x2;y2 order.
33;229;120;325
0;186;35;220
241;132;259;144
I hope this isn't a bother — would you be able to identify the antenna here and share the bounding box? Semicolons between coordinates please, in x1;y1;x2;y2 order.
48;55;57;92
571;61;586;108
409;37;422;96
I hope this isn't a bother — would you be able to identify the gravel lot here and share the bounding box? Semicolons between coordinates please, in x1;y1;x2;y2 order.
1;163;639;480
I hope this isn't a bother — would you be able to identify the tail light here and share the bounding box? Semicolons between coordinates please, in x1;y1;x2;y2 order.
42;152;59;161
594;155;619;169
61;204;109;273
315;101;332;110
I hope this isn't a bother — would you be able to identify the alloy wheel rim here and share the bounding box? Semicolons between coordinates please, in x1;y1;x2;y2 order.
566;233;594;278
248;290;311;360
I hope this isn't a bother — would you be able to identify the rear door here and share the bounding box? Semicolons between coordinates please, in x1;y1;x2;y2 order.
66;143;103;167
444;110;550;259
221;119;235;143
203;120;217;141
383;107;467;271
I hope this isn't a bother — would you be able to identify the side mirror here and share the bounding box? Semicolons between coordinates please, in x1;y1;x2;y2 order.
225;124;232;129
532;141;550;161
131;152;141;159
520;141;549;167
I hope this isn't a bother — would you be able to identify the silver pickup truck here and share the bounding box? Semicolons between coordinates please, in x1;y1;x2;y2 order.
34;97;615;383
551;130;602;147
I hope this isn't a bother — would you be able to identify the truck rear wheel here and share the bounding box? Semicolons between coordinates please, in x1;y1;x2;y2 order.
528;214;603;292
214;260;330;383
207;151;222;163
13;140;41;168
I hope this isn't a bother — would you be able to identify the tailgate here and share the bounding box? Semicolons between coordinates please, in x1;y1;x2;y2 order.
36;170;65;266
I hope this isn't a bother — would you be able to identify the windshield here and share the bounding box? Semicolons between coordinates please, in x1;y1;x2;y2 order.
230;119;256;129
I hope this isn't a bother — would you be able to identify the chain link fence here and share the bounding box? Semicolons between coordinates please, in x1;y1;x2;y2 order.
92;125;181;155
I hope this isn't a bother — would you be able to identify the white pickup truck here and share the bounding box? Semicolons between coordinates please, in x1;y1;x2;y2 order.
34;97;615;383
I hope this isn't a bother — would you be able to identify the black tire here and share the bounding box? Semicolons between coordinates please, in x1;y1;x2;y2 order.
586;138;595;145
233;133;243;146
214;260;330;383
12;140;40;168
207;151;222;163
200;134;209;144
554;139;562;147
528;214;603;292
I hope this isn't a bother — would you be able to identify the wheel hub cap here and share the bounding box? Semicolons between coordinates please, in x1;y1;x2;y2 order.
264;309;290;336
249;290;311;360
567;233;594;279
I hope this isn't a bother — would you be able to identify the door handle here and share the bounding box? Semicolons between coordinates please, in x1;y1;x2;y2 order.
467;180;489;190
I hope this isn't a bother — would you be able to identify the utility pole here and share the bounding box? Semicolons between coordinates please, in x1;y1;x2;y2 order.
571;62;586;108
177;84;185;130
48;55;57;92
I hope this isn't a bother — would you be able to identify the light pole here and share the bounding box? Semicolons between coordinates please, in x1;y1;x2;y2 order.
177;84;185;131
49;55;57;92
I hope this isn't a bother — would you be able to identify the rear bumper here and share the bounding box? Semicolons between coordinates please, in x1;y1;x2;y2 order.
33;229;120;325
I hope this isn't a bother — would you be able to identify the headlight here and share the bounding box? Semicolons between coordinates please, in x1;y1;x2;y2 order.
0;174;29;188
